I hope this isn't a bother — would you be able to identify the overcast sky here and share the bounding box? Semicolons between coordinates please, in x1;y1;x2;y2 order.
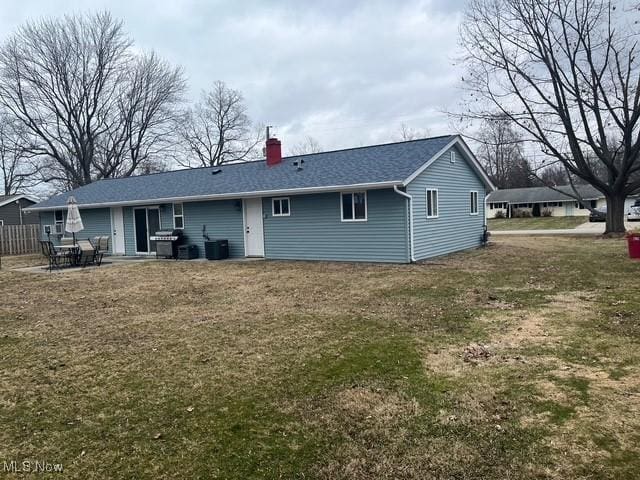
0;0;466;154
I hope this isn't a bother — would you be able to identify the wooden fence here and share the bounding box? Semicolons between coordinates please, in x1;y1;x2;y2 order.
0;224;41;256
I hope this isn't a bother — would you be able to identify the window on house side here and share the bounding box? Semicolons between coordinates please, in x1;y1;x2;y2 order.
272;197;290;216
426;189;439;218
341;192;367;221
173;203;184;229
470;191;479;215
54;210;64;234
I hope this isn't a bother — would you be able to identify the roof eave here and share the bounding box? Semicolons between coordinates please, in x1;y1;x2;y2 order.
0;195;38;208
25;181;403;212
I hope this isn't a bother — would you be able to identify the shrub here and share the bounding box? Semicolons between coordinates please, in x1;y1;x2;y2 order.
513;209;532;218
494;210;506;219
541;208;553;217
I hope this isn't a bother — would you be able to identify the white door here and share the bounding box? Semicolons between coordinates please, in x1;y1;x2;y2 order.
111;207;126;254
565;202;575;216
244;198;264;257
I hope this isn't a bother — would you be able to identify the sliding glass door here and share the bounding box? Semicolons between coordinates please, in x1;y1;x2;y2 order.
147;209;160;252
134;207;161;254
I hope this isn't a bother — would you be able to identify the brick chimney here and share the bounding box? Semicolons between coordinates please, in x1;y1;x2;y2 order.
266;137;282;166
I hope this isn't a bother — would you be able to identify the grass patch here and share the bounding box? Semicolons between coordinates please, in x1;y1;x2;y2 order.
1;237;639;478
534;400;576;425
488;216;587;230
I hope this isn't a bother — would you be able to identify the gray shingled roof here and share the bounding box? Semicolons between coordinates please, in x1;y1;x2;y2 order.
487;185;603;204
0;194;37;208
30;135;462;210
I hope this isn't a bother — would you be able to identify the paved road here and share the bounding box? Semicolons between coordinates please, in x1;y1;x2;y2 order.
491;221;636;236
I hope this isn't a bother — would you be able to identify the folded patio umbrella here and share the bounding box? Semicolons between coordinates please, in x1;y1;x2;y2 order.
65;196;84;244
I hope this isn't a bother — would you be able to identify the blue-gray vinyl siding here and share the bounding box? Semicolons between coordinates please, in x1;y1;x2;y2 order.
0;199;38;225
407;145;486;260
123;200;244;258
262;189;409;263
39;208;113;252
178;200;244;258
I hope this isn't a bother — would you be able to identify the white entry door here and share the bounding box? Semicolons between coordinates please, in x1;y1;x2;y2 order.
110;207;126;254
565;202;575;216
244;198;264;257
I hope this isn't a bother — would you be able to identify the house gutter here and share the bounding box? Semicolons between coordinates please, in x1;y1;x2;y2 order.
393;186;416;263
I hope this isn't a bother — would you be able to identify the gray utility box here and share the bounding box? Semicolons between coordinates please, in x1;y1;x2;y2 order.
177;244;199;260
204;240;229;260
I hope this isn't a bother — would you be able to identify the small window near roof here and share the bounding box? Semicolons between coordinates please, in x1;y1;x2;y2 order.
470;191;479;215
450;151;456;163
173;203;184;229
341;192;367;221
272;197;290;216
426;189;438;218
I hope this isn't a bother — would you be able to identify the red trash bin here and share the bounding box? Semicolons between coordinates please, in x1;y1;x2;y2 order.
627;233;640;259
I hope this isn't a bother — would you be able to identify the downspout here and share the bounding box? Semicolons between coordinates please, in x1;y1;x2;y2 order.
394;186;416;263
484;193;490;228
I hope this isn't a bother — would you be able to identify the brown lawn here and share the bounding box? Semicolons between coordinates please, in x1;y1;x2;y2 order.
0;237;639;479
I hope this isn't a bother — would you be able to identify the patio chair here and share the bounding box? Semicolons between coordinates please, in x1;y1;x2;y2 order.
91;236;109;266
76;240;98;267
39;240;71;271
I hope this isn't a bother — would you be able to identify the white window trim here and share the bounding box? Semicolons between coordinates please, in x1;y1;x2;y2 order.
271;197;291;217
54;210;64;234
340;191;368;222
173;203;184;229
470;190;479;216
450;150;456;163
0;219;4;226
426;188;439;219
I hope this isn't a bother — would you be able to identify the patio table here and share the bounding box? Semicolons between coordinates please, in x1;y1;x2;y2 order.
56;244;80;267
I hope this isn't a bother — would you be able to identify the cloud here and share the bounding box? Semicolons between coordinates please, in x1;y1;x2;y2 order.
0;0;465;153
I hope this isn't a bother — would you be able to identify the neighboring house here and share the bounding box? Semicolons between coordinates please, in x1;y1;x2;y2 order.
486;185;615;218
26;135;495;263
0;195;38;226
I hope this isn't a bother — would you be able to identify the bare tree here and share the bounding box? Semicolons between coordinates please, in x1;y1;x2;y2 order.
475;114;533;188
0;110;38;195
459;0;640;233
94;52;185;179
289;136;322;156
178;81;262;167
395;123;431;141
536;164;570;186
0;12;185;190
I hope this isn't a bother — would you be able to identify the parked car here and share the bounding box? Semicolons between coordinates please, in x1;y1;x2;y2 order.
589;206;607;222
628;199;640;221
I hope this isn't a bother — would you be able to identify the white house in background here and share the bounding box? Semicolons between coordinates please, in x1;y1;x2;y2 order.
486;185;616;218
